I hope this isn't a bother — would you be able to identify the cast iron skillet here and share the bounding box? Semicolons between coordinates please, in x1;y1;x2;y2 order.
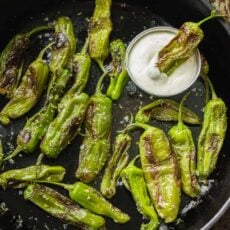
0;0;230;229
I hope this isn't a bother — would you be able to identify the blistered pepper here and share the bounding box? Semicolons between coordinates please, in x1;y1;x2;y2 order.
106;39;128;100
0;43;51;125
24;183;105;229
135;99;200;125
100;132;131;198
168;93;200;198
121;156;159;230
40;92;89;158
157;11;222;76
76;72;112;183
197;74;227;179
88;0;112;70
0;25;52;98
34;180;130;224
0;164;65;189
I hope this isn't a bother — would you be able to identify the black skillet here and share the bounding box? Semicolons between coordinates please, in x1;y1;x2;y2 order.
0;0;230;229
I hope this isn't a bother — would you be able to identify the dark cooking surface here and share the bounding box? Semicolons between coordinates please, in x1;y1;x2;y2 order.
0;0;230;229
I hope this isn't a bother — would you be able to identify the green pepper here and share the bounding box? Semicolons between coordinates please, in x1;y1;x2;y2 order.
40;92;89;158
0;43;51;125
76;72;112;183
197;74;227;179
157;11;222;76
0;164;65;189
135;99;200;125
100;132;131;198
0;25;52;98
168;93;200;198
34;180;130;224
121;156;159;230
24;183;105;229
106;39;128;100
88;0;112;70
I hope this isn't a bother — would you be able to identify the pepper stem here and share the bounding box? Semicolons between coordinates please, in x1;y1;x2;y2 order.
27;25;53;37
97;60;107;73
120;122;150;134
2;146;22;162
34;180;73;191
95;71;108;95
37;42;55;60
201;73;217;100
80;38;89;54
178;92;191;127
197;10;223;27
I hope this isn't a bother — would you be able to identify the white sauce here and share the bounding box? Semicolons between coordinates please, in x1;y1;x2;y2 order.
127;28;200;96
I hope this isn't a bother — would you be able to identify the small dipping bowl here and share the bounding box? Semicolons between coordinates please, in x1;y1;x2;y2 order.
126;27;201;97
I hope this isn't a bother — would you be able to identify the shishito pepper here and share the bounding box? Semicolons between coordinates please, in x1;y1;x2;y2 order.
135;99;200;125
100;132;131;198
0;43;51;125
0;164;65;189
106;39;128;100
157;11;222;76
125;123;180;223
40;92;89;158
0;25;52;98
1;17;76;163
24;183;105;229
34;180;130;224
121;156;159;230
197;74;227;179
88;0;112;69
168;93;200;198
76;72;112;183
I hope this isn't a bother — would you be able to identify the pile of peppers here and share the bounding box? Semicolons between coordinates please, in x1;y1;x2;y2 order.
0;0;227;229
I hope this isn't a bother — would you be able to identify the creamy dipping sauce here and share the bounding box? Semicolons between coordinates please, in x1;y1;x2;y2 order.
126;27;201;97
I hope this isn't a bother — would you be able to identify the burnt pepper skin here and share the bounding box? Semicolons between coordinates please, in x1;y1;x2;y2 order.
157;11;222;76
24;183;105;229
197;74;227;179
168;93;200;198
88;0;112;70
0;25;52;98
76;72;112;183
135;99;200;125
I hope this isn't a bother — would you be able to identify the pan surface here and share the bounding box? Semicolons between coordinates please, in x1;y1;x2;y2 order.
0;0;230;229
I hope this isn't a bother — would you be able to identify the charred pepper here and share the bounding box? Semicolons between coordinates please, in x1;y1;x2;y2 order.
100;132;131;198
106;39;128;100
135;99;200;125
157;11;222;76
24;183;105;229
168;93;200;198
0;25;52;98
121;156;159;230
0;43;51;125
197;74;227;179
0;164;65;189
34;180;130;224
88;0;112;70
76;72;112;183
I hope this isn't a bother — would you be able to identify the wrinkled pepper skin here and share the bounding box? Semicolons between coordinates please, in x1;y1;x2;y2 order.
197;76;227;179
0;25;51;98
24;183;105;229
41;93;89;158
135;99;200;125
121;157;159;230
0;164;65;189
106;39;128;100
157;11;220;76
168;95;200;198
67;182;130;224
0;53;49;125
76;72;112;183
139;124;181;223
89;0;112;66
100;132;131;198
